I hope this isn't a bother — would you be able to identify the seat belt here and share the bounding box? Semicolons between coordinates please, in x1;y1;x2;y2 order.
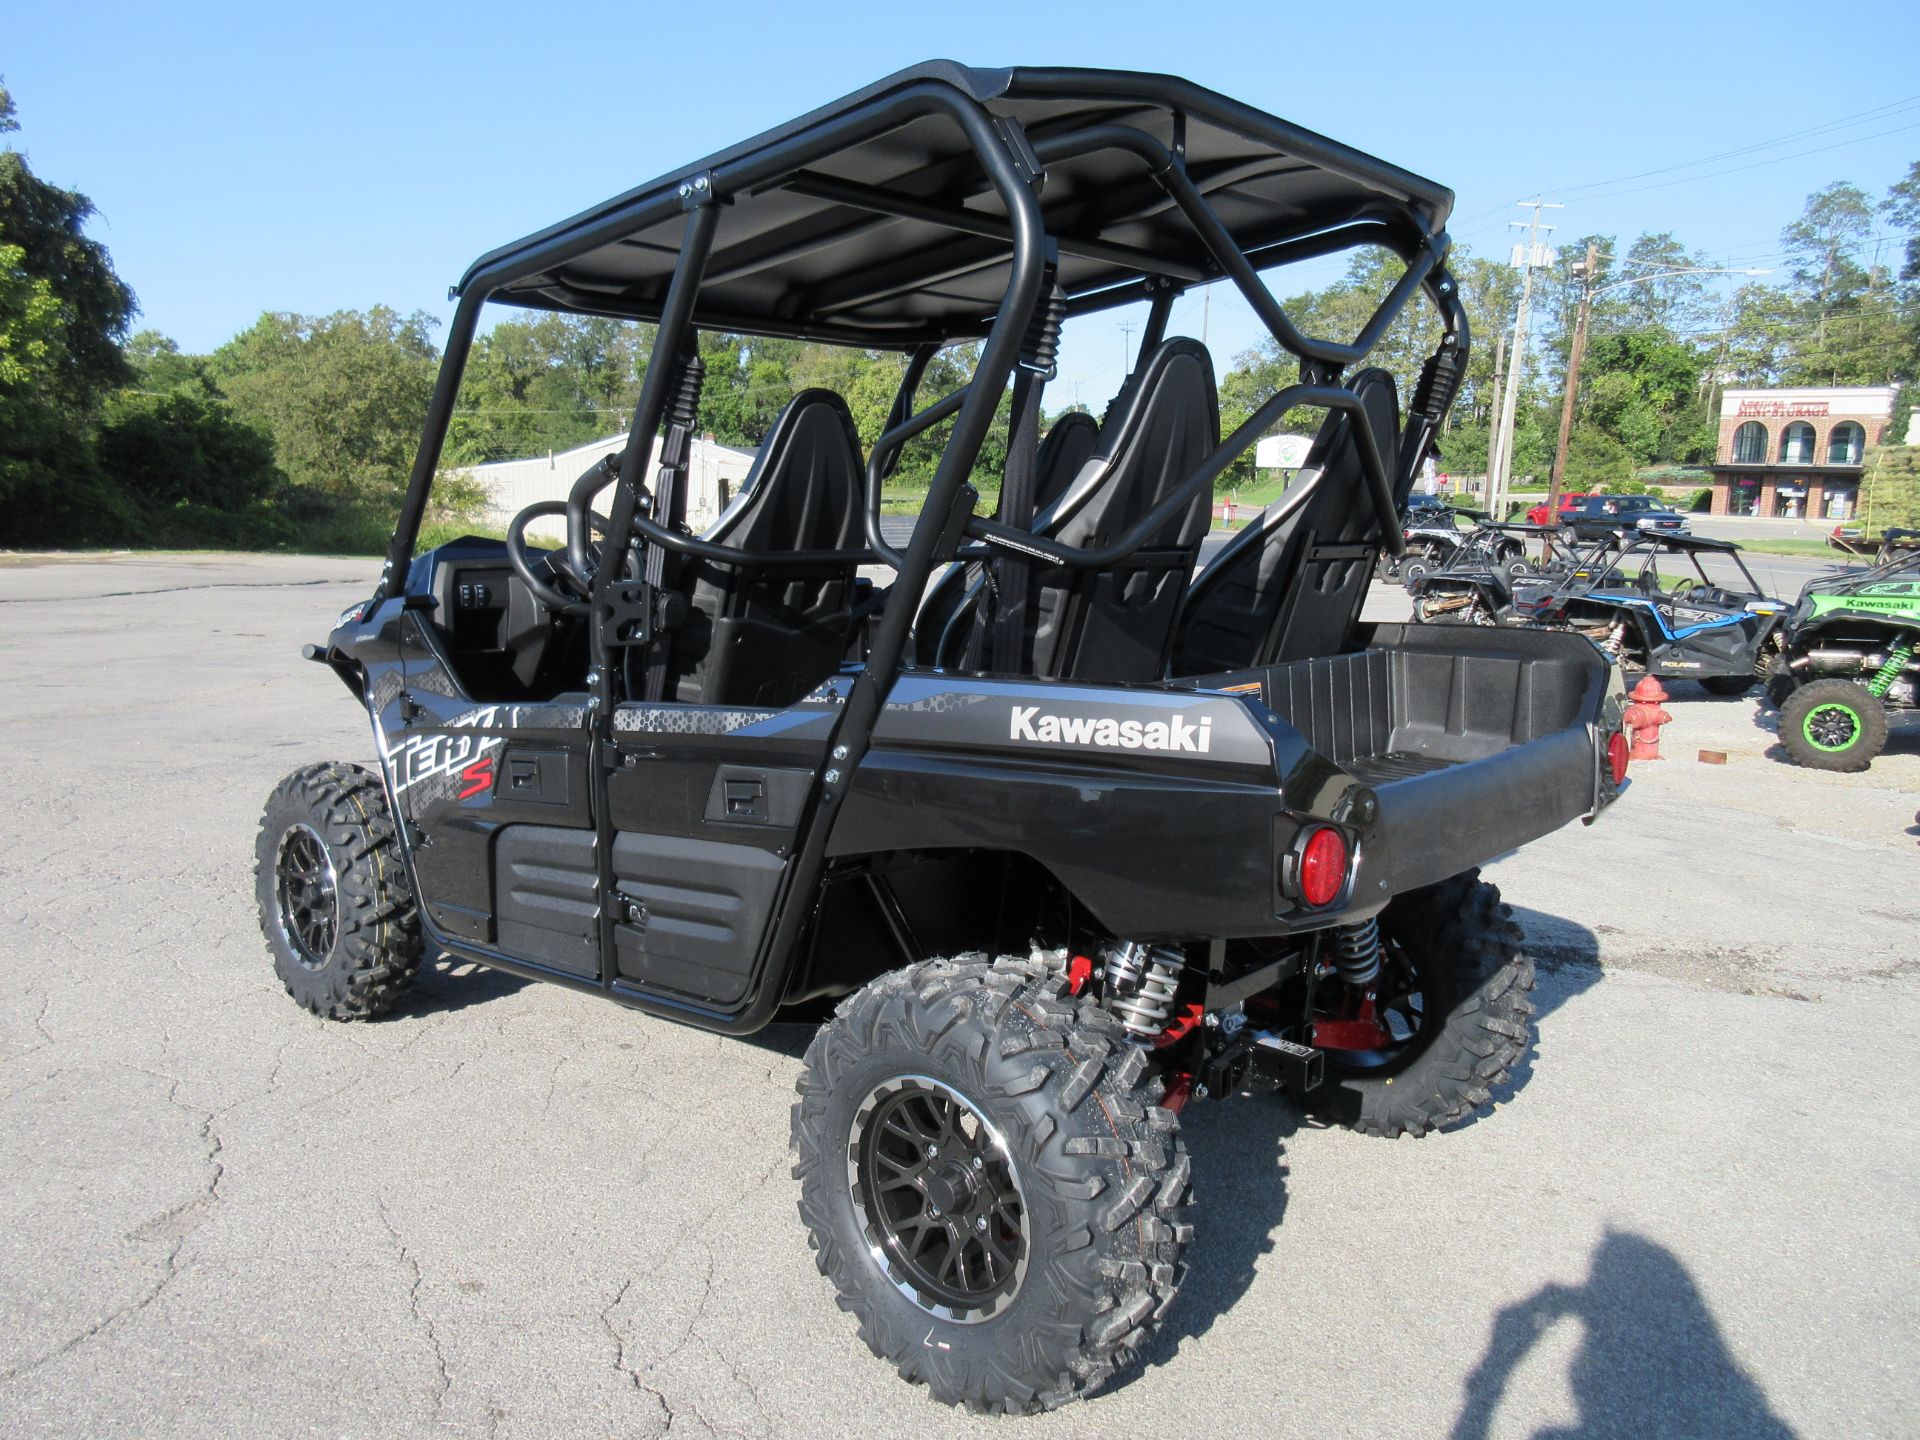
641;352;705;702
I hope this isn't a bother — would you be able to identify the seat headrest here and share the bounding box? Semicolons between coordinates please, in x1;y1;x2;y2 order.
706;389;863;548
1035;338;1218;535
1035;410;1100;512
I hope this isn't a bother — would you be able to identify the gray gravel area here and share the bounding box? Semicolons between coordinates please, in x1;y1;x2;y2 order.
1;553;1915;1438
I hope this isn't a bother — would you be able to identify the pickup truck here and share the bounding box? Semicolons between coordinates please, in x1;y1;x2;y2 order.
1560;493;1688;539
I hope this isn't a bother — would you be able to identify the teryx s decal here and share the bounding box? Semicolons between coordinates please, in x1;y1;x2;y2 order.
379;705;504;794
457;756;495;800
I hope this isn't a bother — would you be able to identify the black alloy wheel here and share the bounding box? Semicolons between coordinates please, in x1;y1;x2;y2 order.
1304;870;1534;1138
848;1075;1027;1323
275;824;339;969
792;955;1190;1412
1318;939;1427;1076
256;762;422;1020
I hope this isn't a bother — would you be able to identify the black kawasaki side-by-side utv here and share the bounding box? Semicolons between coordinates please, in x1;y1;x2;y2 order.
257;63;1630;1413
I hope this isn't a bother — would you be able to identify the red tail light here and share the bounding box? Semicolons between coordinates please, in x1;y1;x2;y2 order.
1297;826;1349;908
1607;731;1630;786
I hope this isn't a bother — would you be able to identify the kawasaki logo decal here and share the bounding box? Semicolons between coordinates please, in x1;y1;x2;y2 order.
1009;705;1213;753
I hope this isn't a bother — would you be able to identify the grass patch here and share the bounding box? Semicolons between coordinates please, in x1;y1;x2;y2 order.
1725;537;1835;557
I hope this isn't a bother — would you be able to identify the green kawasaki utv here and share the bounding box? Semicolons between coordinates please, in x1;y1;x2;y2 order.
1770;549;1920;771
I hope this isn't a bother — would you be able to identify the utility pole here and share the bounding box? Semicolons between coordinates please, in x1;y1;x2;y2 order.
1546;257;1768;534
1490;199;1561;521
1119;319;1137;373
1485;332;1507;509
1548;241;1601;518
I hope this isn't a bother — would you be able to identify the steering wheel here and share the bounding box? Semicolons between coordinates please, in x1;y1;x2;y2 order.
505;452;637;616
506;502;588;613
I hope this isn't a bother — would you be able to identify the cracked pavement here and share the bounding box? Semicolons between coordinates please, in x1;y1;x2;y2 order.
1;552;1916;1438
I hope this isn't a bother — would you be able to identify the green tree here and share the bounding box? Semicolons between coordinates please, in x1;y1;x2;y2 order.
96;391;281;510
1577;330;1711;465
0;83;143;543
0;145;136;411
1557;426;1637;491
448;312;653;464
1858;444;1920;530
1775;182;1904;385
123;328;220;398
1879;161;1920;396
212;307;440;510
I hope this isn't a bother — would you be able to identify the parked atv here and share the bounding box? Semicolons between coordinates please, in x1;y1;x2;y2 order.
1387;502;1486;585
254;63;1629;1414
1768;549;1920;770
1407;520;1556;624
1505;529;1788;695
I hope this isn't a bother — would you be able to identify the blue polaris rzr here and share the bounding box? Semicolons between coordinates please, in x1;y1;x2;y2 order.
1505;530;1790;695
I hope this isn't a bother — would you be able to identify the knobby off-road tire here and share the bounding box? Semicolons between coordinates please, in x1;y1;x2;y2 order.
255;762;422;1019
792;956;1190;1413
1778;678;1888;772
1308;871;1533;1139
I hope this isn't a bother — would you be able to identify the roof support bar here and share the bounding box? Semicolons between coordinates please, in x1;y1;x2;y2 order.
783;171;1209;283
964;381;1405;566
1029;124;1441;371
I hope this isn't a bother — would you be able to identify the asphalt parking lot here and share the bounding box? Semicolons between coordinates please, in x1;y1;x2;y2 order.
2;552;1916;1439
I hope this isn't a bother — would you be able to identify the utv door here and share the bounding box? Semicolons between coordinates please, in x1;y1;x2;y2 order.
600;691;840;1007
382;606;600;978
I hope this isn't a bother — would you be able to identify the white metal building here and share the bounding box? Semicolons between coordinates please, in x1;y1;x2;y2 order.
464;434;758;541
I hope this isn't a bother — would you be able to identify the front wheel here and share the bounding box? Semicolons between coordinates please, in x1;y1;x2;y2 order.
792;957;1190;1413
1305;871;1533;1138
1778;678;1888;772
255;762;421;1019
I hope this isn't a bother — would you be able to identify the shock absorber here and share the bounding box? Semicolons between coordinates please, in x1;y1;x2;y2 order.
666;352;706;431
1869;634;1915;699
1328;917;1383;987
1101;940;1185;1041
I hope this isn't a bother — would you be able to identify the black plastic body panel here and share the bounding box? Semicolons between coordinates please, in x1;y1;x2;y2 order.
333;569;1615;1035
610;831;785;1003
493;825;597;976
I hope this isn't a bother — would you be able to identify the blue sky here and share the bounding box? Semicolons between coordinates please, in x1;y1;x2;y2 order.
8;0;1920;412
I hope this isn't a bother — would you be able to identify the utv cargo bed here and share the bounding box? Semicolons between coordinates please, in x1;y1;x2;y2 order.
1201;624;1618;893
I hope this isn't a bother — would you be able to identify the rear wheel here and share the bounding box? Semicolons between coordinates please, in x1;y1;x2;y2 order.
255;763;421;1019
1305;871;1532;1139
792;956;1189;1412
1779;678;1887;772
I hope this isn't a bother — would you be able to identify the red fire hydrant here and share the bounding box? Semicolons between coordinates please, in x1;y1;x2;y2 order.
1623;674;1671;761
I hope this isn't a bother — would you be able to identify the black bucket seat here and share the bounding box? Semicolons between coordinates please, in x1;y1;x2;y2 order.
1171;367;1400;676
662;389;865;706
917;337;1219;683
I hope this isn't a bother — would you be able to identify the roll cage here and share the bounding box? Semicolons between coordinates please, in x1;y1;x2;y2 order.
372;67;1469;942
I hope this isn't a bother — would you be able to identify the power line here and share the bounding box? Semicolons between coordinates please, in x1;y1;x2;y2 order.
1572;120;1920;204
1549;95;1920;198
1450;93;1920;239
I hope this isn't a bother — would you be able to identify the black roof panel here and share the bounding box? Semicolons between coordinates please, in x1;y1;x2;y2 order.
460;63;1453;346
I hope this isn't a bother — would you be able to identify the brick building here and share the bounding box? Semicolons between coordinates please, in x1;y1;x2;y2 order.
1707;385;1895;519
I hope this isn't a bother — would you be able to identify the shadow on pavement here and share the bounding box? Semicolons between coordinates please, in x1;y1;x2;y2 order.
406;956;532;1017
1450;1229;1798;1440
1141;1096;1294;1366
1507;906;1602;1024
